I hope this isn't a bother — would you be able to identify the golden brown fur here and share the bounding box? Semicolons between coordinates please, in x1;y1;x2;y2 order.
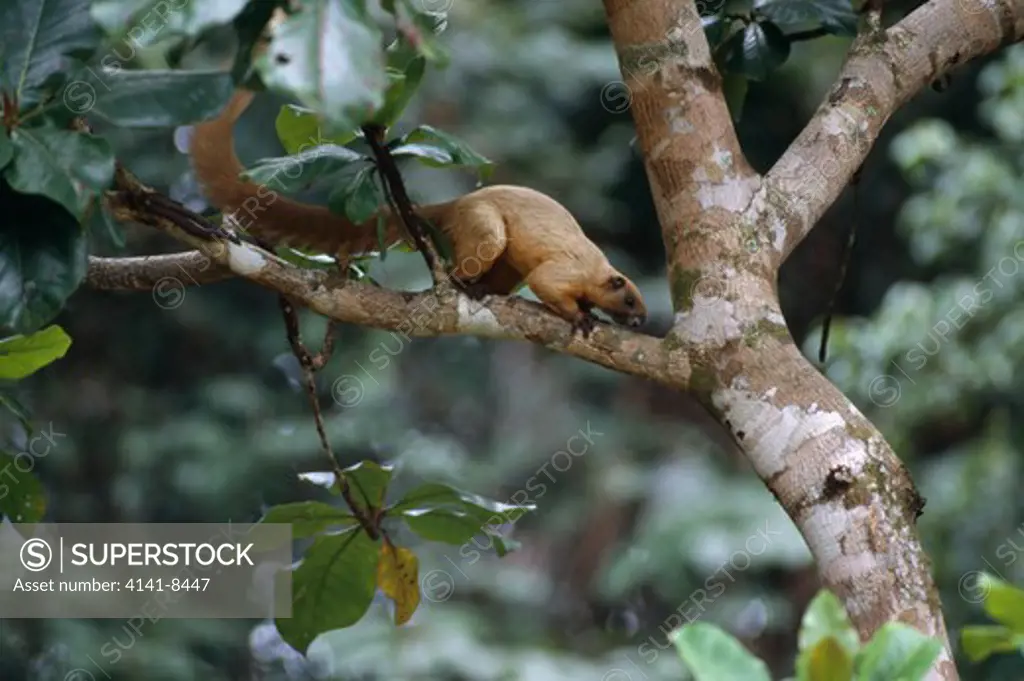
188;89;647;331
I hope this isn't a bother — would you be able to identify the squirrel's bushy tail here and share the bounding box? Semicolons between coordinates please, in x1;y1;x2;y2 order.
188;89;447;257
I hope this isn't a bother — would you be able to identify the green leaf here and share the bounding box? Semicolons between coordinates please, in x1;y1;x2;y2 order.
85;200;126;250
90;0;250;39
798;590;861;656
59;68;236;127
798;637;854;681
299;461;395;512
0;325;72;380
980;574;1024;631
343;460;394;512
0;452;46;523
275;105;359;154
404;509;483;544
672;622;773;681
5;127;115;220
754;0;859;36
328;166;383;225
399;125;494;177
0;182;88;334
702;15;733;47
391;142;455;165
260;501;358;538
723;20;792;82
256;0;389;137
852;623;942;681
275;528;380;653
0;134;13;172
722;73;749;123
243;146;367;194
960;625;1024;663
0;0;101;107
370;52;426;128
386;0;450;66
0;391;33;434
390;482;533;525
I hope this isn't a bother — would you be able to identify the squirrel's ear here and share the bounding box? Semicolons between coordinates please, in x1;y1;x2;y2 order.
609;275;626;289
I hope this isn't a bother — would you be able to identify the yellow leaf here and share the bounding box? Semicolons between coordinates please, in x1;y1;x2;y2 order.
807;637;853;681
376;541;420;626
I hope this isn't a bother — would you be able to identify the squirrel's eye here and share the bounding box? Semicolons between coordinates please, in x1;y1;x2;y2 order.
610;276;626;289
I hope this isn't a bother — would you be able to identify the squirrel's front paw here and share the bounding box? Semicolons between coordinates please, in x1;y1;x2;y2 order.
570;311;598;339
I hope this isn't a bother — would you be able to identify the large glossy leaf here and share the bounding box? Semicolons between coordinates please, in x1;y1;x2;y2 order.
723;20;791;82
390;481;531;525
403;508;483;544
672;623;772;681
755;0;859;36
260;501;358;539
383;0;450;66
396;125;494;178
0;325;71;380
0;183;87;335
256;0;389;137
275;104;359;154
243;145;366;194
852;623;942;681
5;127;114;219
90;0;250;38
298;460;395;513
327;166;383;225
0;452;46;523
0;0;101;107
60;67;235;127
275;528;380;653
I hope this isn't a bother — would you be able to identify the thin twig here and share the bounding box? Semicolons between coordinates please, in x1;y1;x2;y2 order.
361;123;449;286
278;296;379;540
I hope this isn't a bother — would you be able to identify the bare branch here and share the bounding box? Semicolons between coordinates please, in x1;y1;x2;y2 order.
86;253;235;291
765;0;1024;265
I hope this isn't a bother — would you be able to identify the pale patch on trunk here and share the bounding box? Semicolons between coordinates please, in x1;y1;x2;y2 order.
712;387;847;478
674;298;742;344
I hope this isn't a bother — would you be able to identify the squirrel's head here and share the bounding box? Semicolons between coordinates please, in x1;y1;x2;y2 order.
588;270;647;329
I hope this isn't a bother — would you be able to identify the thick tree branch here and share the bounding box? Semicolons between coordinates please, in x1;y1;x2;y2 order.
765;0;1024;265
86;252;235;290
98;196;689;389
